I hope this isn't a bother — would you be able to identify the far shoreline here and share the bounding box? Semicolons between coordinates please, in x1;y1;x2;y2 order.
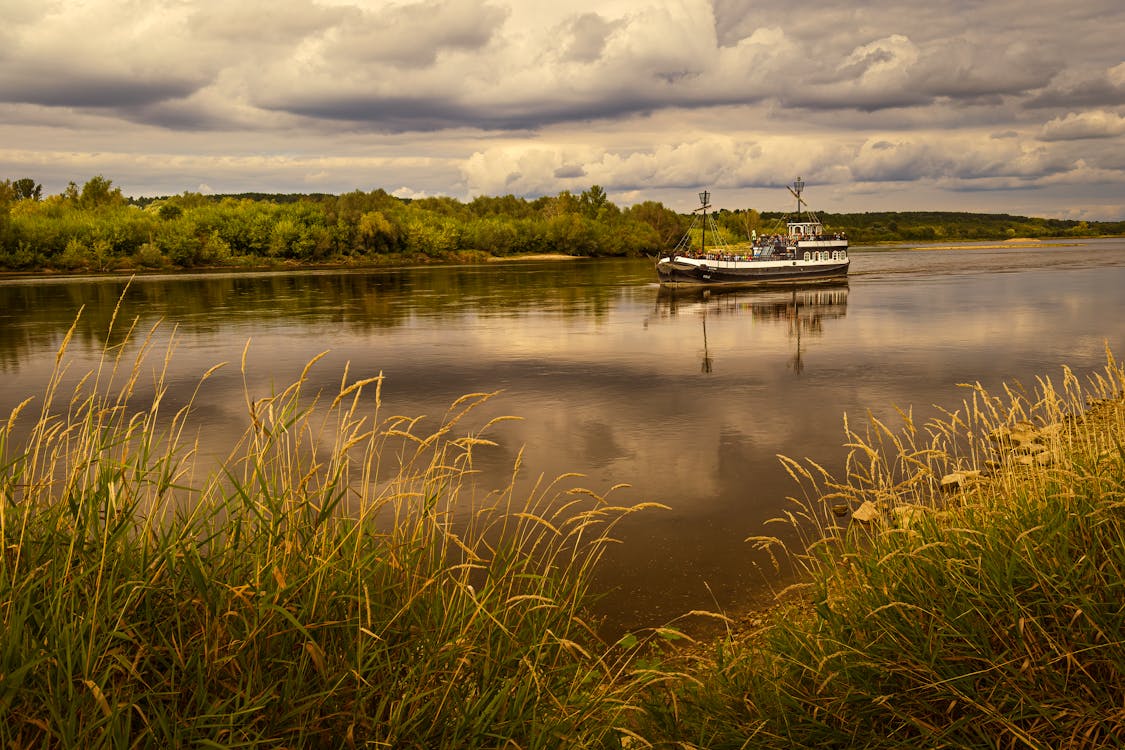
4;237;1122;280
0;252;590;281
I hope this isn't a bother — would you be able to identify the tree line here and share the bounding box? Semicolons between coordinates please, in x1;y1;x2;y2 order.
1;176;1121;272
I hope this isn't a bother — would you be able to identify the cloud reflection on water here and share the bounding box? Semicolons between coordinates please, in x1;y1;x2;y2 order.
2;245;1124;633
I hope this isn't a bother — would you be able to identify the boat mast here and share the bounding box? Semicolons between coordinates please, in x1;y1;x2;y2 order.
787;177;806;216
698;190;710;255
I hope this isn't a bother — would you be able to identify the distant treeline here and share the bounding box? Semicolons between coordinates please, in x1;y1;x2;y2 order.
2;176;1122;272
807;210;1125;244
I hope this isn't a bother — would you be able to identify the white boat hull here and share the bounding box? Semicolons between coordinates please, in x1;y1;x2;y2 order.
656;253;850;286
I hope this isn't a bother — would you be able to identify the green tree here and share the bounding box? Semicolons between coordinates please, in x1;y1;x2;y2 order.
624;201;685;247
467;217;519;255
404;213;462;258
541;191;581;218
468;194;532;219
157;202;183;220
545;213;597;255
79;175;125;209
12;178;42;201
357;210;399;254
199;230;232;264
739;208;762;238
0;184;11;255
579;185;608;218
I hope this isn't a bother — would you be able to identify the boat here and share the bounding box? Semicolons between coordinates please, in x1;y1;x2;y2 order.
656;178;850;286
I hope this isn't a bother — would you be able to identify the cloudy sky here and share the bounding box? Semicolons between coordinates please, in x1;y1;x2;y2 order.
2;0;1123;218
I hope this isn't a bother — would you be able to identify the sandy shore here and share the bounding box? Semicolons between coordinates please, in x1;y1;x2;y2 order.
909;239;1089;251
486;253;583;262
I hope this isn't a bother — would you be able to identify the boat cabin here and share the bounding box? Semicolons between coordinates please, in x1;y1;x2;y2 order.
788;221;822;239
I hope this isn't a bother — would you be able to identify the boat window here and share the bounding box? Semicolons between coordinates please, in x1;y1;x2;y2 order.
803;251;811;261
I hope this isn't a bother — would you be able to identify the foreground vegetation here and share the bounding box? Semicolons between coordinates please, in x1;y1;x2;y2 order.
0;307;659;746
2;175;1123;272
636;350;1125;748
2;298;1124;746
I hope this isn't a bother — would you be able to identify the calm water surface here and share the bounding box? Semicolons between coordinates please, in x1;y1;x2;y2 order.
3;238;1124;634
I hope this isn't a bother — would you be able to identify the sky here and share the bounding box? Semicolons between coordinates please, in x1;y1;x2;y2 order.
1;0;1124;219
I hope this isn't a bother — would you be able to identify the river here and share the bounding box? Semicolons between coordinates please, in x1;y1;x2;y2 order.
3;238;1124;634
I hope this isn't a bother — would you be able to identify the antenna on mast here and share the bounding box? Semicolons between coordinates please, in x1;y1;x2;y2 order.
787;177;805;215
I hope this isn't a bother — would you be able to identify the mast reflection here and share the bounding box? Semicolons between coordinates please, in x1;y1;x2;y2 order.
653;281;849;374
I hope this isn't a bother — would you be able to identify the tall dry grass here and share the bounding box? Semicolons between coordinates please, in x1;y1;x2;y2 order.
10;299;1124;749
638;347;1125;749
0;303;661;747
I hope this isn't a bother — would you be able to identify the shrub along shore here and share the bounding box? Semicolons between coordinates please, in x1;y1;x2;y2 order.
2;300;1123;747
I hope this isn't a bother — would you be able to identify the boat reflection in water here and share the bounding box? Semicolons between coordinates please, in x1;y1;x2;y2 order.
653;280;849;375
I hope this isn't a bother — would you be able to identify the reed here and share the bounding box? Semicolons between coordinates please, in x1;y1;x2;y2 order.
0;305;659;747
637;347;1125;749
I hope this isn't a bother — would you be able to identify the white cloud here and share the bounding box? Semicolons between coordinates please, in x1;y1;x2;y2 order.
392;186;431;200
187;0;344;44
841;35;919;83
1110;62;1125;88
1041;111;1125;141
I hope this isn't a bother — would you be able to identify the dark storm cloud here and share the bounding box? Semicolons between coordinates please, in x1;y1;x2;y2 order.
0;75;201;109
263;86;757;132
553;165;587;179
325;0;509;68
1025;70;1125;109
119;101;239;132
264;95;474;132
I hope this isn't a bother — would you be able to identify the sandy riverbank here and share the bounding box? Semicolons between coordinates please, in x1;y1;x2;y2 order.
486;253;583;262
910;238;1086;251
